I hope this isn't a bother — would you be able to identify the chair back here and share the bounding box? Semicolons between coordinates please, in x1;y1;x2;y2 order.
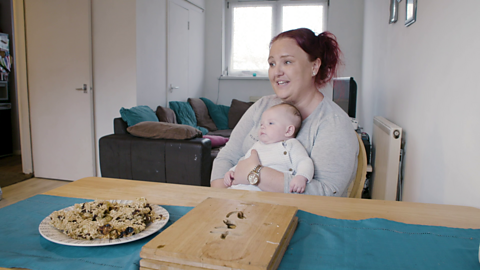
348;133;368;198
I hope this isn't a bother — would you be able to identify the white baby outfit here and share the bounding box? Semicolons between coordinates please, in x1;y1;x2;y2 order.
229;138;314;191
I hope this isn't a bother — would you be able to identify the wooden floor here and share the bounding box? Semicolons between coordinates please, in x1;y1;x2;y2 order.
0;178;70;209
0;155;23;173
0;155;70;208
0;155;34;188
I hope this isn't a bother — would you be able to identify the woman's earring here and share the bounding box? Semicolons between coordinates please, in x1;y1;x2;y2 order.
312;71;316;76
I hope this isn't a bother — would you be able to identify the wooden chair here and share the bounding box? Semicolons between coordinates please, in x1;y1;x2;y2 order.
347;133;368;198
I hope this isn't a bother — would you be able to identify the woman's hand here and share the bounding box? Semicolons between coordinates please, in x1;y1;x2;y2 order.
233;149;261;185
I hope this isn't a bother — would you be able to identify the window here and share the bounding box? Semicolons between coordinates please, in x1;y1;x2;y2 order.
225;0;328;77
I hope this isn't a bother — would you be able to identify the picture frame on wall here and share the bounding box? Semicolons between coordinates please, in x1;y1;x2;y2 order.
405;0;417;27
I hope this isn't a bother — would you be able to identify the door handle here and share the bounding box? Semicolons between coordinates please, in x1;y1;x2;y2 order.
76;84;87;93
169;84;179;92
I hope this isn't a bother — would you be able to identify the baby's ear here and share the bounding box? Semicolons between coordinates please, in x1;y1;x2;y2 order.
285;125;295;137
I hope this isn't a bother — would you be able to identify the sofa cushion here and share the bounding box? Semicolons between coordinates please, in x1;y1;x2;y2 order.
188;98;218;131
200;97;230;130
169;101;208;135
228;99;254;129
120;105;158;127
127;121;202;140
156;106;177;123
203;135;229;147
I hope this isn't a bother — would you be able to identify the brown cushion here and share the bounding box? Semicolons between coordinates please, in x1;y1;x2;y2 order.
228;99;254;129
156;106;177;123
188;98;218;131
127;121;202;140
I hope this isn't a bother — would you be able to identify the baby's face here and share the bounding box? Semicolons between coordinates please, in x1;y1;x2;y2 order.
258;106;295;144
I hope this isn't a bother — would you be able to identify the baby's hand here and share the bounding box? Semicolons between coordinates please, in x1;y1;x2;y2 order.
289;175;308;193
224;171;235;187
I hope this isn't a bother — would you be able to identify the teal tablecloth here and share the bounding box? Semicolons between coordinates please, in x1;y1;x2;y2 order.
0;195;479;270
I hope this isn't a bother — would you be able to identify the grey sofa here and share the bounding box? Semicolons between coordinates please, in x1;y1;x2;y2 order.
99;99;253;186
99;118;213;186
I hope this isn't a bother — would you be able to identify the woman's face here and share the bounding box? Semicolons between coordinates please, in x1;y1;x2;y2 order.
268;38;319;103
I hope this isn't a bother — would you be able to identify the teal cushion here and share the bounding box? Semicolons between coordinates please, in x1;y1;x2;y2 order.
120;105;158;127
169;101;208;135
200;97;230;130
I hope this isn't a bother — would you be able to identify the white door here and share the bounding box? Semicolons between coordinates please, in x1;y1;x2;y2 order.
25;0;95;181
167;0;190;103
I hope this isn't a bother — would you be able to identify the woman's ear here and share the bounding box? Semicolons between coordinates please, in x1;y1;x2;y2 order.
285;125;295;137
312;58;321;76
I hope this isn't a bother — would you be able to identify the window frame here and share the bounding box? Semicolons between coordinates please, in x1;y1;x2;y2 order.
224;0;328;78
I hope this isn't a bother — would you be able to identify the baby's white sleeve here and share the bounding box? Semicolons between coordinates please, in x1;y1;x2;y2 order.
289;139;314;182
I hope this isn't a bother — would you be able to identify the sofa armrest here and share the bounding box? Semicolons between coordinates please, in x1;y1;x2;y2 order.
165;138;212;186
99;134;212;186
114;118;128;134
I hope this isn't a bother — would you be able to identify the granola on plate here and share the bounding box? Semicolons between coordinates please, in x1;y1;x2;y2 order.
49;198;163;240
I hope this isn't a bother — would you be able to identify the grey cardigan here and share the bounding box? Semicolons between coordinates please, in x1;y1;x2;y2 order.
211;95;358;197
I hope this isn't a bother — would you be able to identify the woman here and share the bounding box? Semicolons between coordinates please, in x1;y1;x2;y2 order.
210;28;358;196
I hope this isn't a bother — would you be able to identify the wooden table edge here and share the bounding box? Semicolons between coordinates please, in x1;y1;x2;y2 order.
43;177;480;229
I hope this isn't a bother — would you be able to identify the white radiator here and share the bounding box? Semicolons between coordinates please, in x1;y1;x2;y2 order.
371;116;403;201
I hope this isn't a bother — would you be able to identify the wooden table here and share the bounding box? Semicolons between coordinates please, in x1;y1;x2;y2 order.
44;177;480;229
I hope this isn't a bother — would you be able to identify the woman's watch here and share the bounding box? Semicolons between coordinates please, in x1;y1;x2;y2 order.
248;165;263;185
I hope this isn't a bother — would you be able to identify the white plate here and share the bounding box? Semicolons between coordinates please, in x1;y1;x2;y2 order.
39;200;169;247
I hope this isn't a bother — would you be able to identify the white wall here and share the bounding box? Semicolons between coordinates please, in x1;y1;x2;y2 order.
327;0;364;105
203;0;365;106
188;2;206;99
136;0;167;108
203;1;226;104
93;0;137;172
362;0;480;208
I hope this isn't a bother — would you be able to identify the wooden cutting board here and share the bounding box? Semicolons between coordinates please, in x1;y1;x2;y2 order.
139;217;298;270
140;197;298;270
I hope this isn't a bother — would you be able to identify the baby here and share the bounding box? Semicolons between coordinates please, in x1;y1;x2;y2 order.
224;103;314;193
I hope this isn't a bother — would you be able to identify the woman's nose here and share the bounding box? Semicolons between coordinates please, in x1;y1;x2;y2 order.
273;65;283;76
269;64;282;77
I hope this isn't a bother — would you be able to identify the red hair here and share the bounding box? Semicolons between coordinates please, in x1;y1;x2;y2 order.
270;28;343;88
